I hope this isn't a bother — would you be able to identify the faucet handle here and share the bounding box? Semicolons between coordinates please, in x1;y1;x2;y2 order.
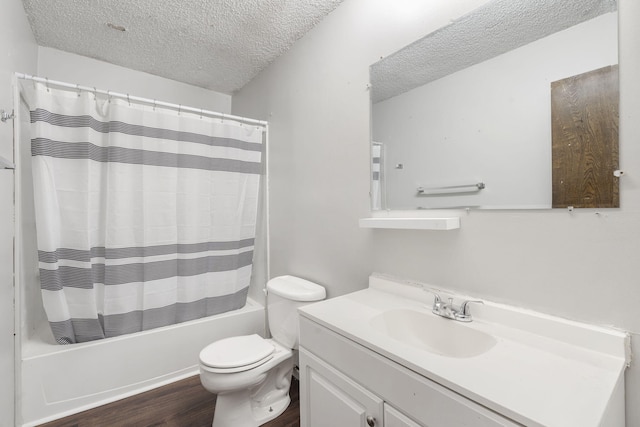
457;300;484;321
423;289;442;308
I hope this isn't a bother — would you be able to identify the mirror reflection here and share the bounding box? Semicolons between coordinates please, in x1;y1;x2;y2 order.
370;0;619;210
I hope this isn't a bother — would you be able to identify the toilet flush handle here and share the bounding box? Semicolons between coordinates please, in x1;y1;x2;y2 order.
366;415;376;426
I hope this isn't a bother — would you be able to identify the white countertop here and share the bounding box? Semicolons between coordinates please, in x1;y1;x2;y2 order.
298;274;629;427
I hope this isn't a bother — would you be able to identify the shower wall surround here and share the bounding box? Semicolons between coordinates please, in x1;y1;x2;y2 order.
232;0;640;424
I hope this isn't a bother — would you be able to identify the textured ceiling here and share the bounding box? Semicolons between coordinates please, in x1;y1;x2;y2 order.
371;0;617;103
22;0;343;94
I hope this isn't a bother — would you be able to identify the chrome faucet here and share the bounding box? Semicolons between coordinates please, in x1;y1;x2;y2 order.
427;291;483;322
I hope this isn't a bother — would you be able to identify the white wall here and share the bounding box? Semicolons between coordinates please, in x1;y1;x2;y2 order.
373;13;617;210
232;0;640;424
234;0;493;297
0;1;37;426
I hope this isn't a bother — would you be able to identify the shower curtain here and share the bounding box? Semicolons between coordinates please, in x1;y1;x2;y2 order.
28;82;264;344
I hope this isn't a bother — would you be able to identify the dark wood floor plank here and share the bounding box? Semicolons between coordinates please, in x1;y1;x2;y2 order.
39;376;299;427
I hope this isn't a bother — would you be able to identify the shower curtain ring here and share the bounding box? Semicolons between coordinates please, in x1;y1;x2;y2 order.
220;113;225;123
45;77;50;92
178;105;181;115
93;87;97;100
76;84;81;97
107;90;111;103
153;99;156;111
127;94;131;106
200;108;203;119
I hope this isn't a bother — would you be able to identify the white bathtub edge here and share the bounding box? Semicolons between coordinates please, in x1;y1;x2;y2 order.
21;366;200;427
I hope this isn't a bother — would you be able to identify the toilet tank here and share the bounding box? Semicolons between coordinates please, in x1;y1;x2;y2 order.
266;275;326;349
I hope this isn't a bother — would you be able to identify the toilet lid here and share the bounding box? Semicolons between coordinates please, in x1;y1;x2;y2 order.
199;334;275;369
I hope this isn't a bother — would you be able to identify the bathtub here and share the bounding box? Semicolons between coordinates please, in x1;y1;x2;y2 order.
19;299;265;426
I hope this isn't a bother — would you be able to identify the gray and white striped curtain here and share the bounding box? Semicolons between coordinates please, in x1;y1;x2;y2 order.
29;82;264;344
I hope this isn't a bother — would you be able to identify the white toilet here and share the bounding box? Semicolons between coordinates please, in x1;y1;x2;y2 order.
199;275;326;427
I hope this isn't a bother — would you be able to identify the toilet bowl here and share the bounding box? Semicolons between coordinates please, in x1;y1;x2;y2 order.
199;276;326;427
200;336;293;426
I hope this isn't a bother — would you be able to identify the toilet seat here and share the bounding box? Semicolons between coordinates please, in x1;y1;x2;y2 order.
199;334;275;373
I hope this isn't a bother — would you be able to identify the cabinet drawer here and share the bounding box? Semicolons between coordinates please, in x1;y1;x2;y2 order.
300;316;521;427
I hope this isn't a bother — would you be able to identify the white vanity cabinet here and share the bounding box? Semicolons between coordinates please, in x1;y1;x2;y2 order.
299;316;521;427
298;275;629;427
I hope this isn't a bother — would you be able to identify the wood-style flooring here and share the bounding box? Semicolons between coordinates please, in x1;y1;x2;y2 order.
39;375;300;427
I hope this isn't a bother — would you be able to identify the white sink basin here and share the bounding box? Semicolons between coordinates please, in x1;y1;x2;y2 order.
370;308;497;358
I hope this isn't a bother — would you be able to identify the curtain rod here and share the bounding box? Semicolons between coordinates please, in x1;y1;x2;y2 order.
15;73;268;128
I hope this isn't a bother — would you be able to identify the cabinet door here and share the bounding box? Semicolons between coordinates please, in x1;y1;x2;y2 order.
300;348;383;427
385;404;423;427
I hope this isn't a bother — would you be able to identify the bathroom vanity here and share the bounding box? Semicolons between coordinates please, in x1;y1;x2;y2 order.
298;274;629;427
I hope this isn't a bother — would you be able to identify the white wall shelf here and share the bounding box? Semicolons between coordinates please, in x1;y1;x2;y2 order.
358;217;460;230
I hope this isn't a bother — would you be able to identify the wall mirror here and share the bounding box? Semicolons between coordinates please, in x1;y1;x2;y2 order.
370;0;619;210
